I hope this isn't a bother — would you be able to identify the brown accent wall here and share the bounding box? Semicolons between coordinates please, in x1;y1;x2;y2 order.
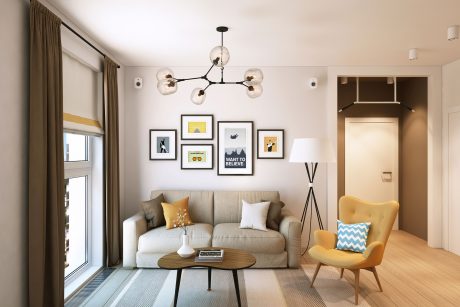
399;78;428;240
337;77;427;240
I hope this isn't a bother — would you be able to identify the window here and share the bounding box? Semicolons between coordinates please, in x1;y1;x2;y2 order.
63;131;103;294
64;132;91;278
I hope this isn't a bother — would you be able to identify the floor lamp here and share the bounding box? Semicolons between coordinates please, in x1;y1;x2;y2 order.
289;138;335;255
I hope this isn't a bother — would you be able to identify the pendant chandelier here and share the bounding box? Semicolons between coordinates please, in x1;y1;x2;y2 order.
156;26;264;105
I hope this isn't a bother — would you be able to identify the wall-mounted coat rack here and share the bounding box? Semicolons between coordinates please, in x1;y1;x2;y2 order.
338;77;415;113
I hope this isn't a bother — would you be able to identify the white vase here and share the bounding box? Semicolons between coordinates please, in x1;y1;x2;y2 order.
177;234;195;258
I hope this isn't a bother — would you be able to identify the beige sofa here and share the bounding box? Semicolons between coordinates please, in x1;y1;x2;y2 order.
123;190;301;268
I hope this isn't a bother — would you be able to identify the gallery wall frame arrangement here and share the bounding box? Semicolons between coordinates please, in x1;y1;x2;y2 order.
257;129;285;159
181;144;214;170
149;129;177;160
217;121;254;175
181;114;214;140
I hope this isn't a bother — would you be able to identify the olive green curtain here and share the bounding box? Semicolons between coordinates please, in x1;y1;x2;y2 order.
28;0;64;306
104;57;121;266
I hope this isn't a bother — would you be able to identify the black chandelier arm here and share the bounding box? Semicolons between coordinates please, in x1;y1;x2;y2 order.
174;76;206;83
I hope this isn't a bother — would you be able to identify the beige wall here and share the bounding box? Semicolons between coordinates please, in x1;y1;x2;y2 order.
123;66;329;246
0;0;29;305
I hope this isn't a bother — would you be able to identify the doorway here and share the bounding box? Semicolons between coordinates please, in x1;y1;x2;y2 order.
337;77;428;239
345;118;399;229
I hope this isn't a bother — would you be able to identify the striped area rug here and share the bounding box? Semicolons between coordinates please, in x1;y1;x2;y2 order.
70;265;371;306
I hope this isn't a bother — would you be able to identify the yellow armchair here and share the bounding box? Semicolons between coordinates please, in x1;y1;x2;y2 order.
308;195;399;305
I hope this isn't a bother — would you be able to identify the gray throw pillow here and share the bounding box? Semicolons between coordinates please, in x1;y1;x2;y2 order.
262;200;286;231
141;193;166;229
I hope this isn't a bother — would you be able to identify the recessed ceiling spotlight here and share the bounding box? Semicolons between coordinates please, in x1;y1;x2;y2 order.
448;25;459;41
340;77;348;85
408;48;418;61
387;77;394;85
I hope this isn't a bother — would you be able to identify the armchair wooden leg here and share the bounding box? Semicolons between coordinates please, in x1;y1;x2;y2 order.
340;268;344;279
353;269;360;305
310;262;322;288
371;267;383;292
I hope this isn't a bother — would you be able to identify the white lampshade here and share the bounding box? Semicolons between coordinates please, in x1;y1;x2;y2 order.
289;138;335;163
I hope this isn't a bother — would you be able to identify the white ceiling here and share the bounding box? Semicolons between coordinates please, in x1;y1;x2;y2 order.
47;0;460;67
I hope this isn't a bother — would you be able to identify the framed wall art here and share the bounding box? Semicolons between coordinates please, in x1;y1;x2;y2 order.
181;114;214;140
217;121;253;175
149;129;177;160
181;144;214;170
257;129;285;159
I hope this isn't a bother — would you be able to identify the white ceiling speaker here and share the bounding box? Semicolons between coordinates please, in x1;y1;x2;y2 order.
448;25;459;41
308;77;318;89
340;77;348;85
134;77;143;89
408;48;418;61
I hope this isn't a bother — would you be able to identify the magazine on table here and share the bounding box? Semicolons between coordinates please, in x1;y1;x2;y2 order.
194;249;224;262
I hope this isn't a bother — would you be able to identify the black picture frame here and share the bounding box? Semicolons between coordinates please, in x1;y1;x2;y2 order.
257;129;285;159
217;121;254;176
149;129;177;160
181;144;214;170
180;114;214;140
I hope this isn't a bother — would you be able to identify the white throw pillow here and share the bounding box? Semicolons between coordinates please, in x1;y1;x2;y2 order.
239;200;271;231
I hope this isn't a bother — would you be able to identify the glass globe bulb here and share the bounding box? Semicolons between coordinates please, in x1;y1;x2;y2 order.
209;46;230;67
191;88;206;105
156;68;174;81
244;68;264;84
157;79;177;95
247;84;263;98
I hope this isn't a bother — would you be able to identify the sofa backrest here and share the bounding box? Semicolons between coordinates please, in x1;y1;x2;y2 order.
213;191;280;224
150;190;214;225
150;190;281;226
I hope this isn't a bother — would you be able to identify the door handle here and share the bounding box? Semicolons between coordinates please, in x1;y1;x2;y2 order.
381;171;392;182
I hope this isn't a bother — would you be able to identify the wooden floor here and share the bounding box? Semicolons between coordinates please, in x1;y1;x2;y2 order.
302;230;460;306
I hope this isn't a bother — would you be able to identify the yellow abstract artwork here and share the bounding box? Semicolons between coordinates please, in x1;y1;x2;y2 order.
264;136;278;152
188;121;207;134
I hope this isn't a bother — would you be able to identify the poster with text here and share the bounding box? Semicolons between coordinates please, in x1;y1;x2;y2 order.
218;121;253;175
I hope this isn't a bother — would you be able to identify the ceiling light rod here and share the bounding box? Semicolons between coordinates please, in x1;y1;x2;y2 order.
157;26;264;105
338;77;415;113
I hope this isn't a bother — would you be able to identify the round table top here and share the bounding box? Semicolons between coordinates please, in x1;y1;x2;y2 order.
157;247;256;270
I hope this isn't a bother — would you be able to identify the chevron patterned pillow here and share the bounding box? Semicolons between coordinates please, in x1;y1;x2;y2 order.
336;220;371;253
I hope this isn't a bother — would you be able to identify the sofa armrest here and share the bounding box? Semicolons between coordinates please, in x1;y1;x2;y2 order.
279;215;301;268
123;212;147;268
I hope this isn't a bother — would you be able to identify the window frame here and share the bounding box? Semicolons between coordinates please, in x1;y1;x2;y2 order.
64;133;93;282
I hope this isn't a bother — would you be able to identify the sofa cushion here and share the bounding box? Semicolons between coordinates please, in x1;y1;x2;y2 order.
212;223;285;254
141;193;165;229
240;200;270;231
161;197;193;230
151;190;214;225
262;200;286;231
138;223;213;253
214;191;280;224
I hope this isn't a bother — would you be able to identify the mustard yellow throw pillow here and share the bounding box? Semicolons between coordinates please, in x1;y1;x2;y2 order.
161;197;193;230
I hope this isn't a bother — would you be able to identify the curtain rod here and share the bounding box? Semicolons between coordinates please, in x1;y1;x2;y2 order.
61;22;121;68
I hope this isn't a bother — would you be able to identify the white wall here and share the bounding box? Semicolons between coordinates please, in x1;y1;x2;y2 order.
124;66;328;245
442;59;460;254
0;0;28;305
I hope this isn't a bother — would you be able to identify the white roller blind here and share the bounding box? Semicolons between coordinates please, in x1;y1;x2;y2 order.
63;51;103;134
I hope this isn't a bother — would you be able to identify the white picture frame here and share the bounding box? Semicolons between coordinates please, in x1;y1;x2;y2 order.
217;121;253;175
149;129;177;160
181;114;214;140
181;144;213;169
257;129;285;159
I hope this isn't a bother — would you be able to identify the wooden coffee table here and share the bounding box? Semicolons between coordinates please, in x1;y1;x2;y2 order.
158;247;256;307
